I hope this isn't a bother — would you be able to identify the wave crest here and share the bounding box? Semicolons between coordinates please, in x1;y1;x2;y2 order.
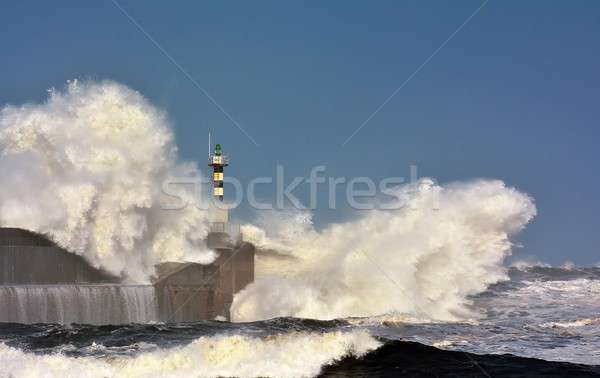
0;330;380;378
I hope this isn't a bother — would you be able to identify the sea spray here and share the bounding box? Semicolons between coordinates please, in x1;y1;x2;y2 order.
0;80;215;281
0;80;538;322
233;179;536;322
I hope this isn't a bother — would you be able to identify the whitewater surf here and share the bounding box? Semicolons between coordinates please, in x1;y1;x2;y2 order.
1;266;600;377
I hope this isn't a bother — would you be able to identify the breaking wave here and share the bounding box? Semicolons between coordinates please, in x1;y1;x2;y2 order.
519;278;600;296
0;80;215;281
0;80;538;324
0;330;379;378
233;180;536;322
509;259;551;270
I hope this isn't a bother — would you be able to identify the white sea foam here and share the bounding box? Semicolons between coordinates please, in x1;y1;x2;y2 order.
509;259;551;270
540;318;600;329
233;180;536;322
0;80;216;281
346;312;442;326
519;279;600;297
0;330;380;378
432;338;470;349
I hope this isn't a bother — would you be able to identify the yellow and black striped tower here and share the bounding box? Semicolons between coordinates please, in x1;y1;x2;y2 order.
208;143;228;201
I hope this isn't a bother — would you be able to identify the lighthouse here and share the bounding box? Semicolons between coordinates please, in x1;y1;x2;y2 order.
208;143;228;201
207;141;230;236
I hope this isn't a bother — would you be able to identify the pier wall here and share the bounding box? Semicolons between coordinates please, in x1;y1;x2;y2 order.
0;228;254;324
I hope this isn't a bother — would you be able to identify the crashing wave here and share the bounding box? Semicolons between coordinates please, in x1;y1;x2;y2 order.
0;80;216;281
233;180;536;322
0;330;380;378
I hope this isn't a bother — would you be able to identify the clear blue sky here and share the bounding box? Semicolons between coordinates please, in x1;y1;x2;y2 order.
1;1;599;265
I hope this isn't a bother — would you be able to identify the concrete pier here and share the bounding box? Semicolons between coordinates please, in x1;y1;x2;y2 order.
0;228;254;324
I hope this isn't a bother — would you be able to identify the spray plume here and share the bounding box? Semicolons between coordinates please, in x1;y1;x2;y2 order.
0;80;214;281
0;80;537;321
233;179;536;322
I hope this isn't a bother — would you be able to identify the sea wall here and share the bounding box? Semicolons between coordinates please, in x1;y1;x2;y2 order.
0;228;255;324
154;242;256;322
0;228;118;284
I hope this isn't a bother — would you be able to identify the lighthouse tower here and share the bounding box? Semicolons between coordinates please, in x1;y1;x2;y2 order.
208;143;228;201
207;142;230;239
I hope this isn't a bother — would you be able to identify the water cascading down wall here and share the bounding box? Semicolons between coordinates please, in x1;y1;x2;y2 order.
0;228;254;324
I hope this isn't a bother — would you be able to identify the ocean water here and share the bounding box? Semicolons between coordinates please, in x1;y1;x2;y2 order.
0;266;599;378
